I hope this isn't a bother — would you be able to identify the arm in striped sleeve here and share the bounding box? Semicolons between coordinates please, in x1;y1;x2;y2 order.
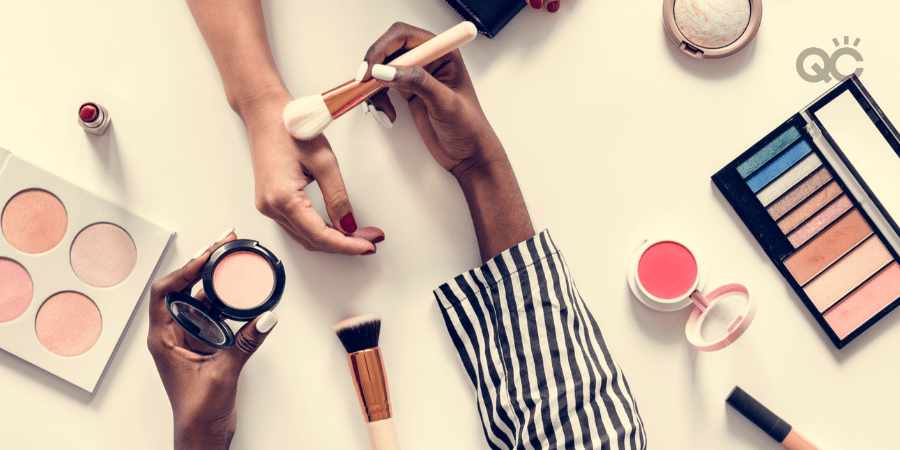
434;230;647;450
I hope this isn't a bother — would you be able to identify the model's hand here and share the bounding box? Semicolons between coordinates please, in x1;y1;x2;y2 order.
241;92;384;255
356;22;505;181
147;231;278;450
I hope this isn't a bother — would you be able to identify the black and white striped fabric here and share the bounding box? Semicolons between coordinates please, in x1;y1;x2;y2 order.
434;230;646;450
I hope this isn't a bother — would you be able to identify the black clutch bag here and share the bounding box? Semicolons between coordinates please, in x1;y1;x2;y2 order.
442;0;525;38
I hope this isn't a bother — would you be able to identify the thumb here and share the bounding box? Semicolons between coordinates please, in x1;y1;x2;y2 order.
371;64;458;116
224;311;278;370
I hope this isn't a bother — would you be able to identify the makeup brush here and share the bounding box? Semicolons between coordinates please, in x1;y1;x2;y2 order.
284;21;478;140
333;313;400;450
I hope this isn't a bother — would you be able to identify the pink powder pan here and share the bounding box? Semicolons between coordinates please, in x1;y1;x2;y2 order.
627;235;756;351
165;239;285;349
0;149;173;394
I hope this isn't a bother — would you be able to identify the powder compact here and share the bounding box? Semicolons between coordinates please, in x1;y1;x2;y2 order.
166;239;285;349
663;0;762;59
714;75;900;348
0;149;172;394
627;235;756;351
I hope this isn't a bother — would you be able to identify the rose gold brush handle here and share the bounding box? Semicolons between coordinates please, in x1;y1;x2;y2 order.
348;348;400;450
325;21;478;119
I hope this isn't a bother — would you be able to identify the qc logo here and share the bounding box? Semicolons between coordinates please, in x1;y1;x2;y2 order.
796;36;863;83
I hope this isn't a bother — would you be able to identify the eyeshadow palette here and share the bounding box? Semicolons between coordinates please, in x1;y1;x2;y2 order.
713;75;900;349
0;149;173;394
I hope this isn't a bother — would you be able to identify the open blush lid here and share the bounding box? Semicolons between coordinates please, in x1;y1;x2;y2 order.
663;0;762;60
627;235;757;351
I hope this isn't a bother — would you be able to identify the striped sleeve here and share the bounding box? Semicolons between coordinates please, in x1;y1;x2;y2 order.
433;230;646;450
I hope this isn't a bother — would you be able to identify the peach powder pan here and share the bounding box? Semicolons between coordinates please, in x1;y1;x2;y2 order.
0;149;173;394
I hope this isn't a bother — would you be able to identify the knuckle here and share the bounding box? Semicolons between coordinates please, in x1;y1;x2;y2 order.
327;190;350;213
234;331;261;355
389;22;406;32
408;66;427;87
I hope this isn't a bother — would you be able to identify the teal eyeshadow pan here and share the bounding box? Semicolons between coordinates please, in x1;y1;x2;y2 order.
746;140;812;193
737;127;801;178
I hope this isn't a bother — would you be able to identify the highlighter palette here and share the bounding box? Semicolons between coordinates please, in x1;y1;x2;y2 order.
713;75;900;348
0;149;173;393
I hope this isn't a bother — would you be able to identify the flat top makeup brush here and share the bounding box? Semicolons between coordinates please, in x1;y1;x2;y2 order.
283;21;478;141
334;313;400;450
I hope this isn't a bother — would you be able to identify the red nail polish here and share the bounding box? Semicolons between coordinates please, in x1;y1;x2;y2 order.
373;236;384;244
362;250;375;255
530;0;543;9
547;0;559;12
340;212;357;233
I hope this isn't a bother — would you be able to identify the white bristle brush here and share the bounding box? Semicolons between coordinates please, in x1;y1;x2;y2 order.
333;313;400;450
284;21;478;140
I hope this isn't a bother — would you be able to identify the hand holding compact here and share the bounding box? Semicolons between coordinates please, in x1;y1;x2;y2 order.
147;231;278;450
357;22;505;180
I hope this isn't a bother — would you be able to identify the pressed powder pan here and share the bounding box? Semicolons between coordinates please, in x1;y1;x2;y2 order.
663;0;762;59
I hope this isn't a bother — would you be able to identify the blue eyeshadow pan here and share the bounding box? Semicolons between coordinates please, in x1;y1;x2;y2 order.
746;140;812;193
738;127;801;178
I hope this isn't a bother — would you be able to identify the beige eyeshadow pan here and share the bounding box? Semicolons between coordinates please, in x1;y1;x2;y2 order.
824;263;900;339
803;236;893;312
35;292;102;357
70;223;137;288
1;189;68;254
776;181;843;233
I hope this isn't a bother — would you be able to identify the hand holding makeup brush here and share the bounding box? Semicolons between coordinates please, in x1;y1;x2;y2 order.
147;230;279;450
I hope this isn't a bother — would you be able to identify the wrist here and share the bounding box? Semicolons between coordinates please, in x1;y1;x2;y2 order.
451;136;508;187
175;425;233;450
231;87;292;126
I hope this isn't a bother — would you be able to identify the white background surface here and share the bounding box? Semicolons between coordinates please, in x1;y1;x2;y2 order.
1;1;899;448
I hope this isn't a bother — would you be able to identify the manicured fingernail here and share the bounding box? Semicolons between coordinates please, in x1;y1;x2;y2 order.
192;245;210;260
530;0;543;9
377;110;393;129
256;311;278;333
547;0;559;12
362;249;375;255
373;235;384;244
213;227;235;245
371;64;397;82
355;61;368;82
340;212;358;233
362;101;371;115
371;108;385;126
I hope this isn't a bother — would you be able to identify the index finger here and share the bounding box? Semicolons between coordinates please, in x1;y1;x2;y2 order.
359;22;436;82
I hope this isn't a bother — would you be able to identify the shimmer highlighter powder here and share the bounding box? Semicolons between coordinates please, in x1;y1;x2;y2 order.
663;0;762;59
0;258;33;322
2;189;68;254
212;251;275;309
35;292;102;357
70;223;137;288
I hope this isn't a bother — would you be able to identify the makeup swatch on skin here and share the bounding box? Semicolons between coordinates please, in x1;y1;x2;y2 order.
0;258;32;322
739;127;801;178
1;189;68;254
35;292;102;357
804;237;893;312
767;168;834;221
777;181;843;233
213;252;274;309
756;153;823;206
824;263;900;339
784;209;872;285
746;140;812;193
786;196;853;248
70;223;137;288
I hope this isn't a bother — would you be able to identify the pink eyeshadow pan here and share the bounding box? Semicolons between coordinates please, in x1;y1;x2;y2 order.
824;263;900;339
70;223;137;288
0;258;33;322
637;241;697;299
212;251;275;309
786;196;853;248
803;237;893;312
35;292;102;357
1;189;68;254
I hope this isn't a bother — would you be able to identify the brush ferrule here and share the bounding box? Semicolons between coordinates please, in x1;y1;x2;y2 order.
348;348;392;422
323;79;385;119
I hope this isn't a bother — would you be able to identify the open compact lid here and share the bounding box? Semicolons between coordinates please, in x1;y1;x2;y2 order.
684;284;756;351
166;292;235;349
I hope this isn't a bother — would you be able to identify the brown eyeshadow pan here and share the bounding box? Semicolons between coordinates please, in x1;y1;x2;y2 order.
783;209;873;286
776;181;843;233
766;167;833;221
